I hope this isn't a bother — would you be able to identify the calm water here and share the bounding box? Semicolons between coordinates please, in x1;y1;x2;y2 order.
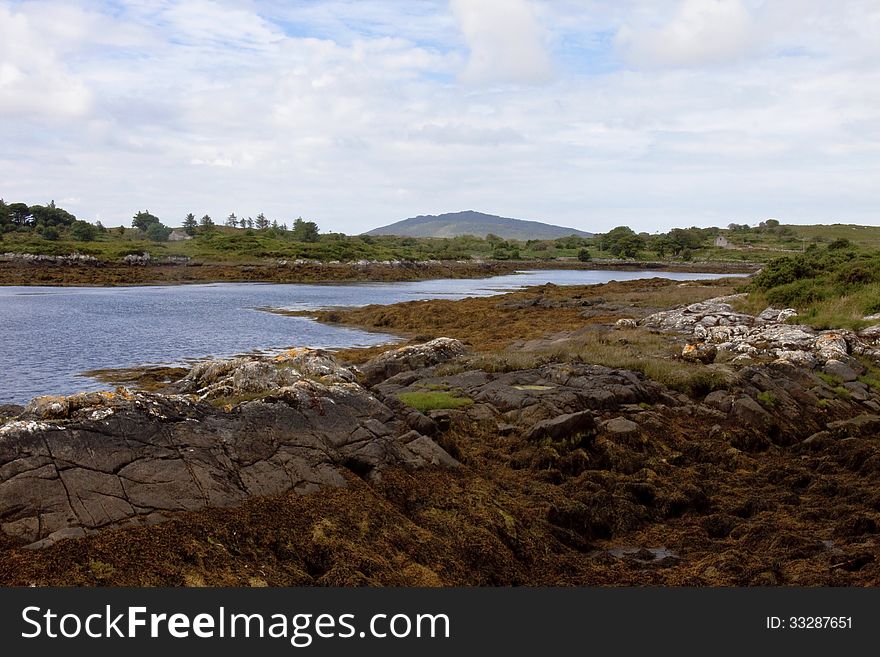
0;269;738;404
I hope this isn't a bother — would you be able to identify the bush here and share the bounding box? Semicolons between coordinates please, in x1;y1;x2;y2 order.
145;222;172;242
70;220;97;242
577;248;592;262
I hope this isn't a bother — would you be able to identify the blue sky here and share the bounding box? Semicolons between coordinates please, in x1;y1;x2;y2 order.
1;0;879;233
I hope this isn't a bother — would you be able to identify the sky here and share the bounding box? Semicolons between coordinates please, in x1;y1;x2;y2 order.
1;0;879;234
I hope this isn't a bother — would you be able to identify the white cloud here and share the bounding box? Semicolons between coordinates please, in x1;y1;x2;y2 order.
1;0;879;232
615;0;758;67
0;6;92;118
450;0;552;84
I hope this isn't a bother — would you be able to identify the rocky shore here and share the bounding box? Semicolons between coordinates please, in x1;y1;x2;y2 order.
1;277;877;585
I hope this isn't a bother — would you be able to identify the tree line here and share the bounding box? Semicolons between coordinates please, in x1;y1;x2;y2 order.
0;199;105;241
1;199;321;244
132;210;320;242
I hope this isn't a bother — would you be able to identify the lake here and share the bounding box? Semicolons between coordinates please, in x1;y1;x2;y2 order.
0;269;740;404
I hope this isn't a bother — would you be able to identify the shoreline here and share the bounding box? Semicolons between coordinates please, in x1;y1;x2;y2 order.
2;276;879;586
0;258;758;288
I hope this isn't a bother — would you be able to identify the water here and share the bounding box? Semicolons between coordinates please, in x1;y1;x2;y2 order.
0;269;739;404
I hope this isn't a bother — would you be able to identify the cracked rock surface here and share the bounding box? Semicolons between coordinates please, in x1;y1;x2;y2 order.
0;351;456;548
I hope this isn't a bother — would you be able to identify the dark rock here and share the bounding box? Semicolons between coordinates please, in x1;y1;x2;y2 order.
729;396;772;431
0;372;456;548
526;411;596;442
703;390;733;413
826;414;880;437
405;410;438;435
602;417;639;434
823;359;860;383
0;404;23;419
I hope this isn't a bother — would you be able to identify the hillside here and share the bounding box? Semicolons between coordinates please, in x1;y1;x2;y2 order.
364;211;593;240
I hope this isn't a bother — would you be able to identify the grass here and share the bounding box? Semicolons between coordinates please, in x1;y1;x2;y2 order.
439;327;733;397
397;391;474;412
816;372;843;387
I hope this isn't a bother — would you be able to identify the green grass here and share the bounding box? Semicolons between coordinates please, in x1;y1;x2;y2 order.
397;391;475;412
816;372;843;386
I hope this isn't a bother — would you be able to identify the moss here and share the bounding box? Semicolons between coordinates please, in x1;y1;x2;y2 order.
756;391;777;408
832;386;852;400
397;391;474;412
88;560;116;580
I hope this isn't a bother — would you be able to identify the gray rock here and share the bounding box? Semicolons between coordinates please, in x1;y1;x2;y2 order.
823;359;860;383
842;382;870;401
730;396;772;430
405;435;459;467
602;416;639;434
703;390;733;414
526;411;596;442
359;338;466;386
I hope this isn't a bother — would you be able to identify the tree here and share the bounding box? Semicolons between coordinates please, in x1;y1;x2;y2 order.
577;248;592;262
132;210;160;231
291;217;319;242
8;202;32;226
183;213;198;236
255;212;269;230
41;226;59;240
146;222;172;242
602;226;645;258
199;214;215;232
30;201;76;227
70;220;97;242
225;212;238;228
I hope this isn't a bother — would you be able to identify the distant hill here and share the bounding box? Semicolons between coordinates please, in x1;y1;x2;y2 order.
364;211;593;240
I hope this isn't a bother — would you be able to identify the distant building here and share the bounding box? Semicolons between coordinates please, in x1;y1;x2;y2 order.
714;235;733;249
168;229;192;242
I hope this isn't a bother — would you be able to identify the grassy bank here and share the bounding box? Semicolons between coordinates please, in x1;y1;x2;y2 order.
747;245;880;329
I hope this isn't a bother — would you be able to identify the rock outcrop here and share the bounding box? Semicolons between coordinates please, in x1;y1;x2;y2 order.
0;350;456;549
638;296;880;368
358;338;466;386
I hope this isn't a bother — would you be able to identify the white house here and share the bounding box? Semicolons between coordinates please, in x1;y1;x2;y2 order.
168;229;192;242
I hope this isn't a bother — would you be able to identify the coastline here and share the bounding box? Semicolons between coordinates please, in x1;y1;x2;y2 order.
0;257;758;287
2;275;879;586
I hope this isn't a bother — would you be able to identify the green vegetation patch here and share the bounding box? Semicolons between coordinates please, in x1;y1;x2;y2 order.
749;245;880;329
397;391;474;412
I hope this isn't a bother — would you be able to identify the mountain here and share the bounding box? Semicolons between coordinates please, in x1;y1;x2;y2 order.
364;211;593;240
